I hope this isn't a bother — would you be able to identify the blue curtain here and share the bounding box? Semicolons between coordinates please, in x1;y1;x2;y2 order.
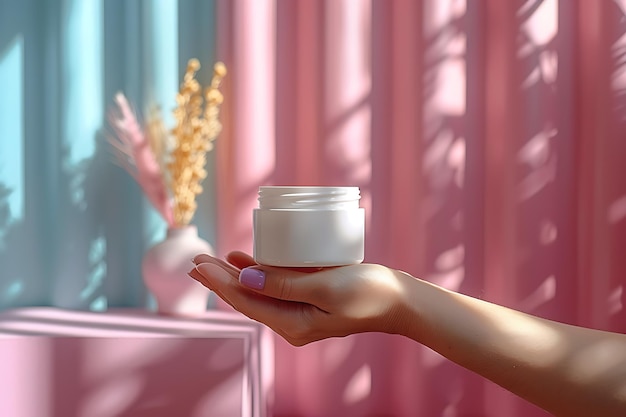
0;0;218;311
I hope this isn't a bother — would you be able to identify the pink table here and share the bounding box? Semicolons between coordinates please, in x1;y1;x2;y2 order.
0;307;274;417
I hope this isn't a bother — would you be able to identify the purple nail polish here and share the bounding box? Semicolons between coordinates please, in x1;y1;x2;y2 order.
239;268;266;290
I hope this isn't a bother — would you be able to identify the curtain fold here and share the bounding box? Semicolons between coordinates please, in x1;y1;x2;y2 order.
216;1;626;416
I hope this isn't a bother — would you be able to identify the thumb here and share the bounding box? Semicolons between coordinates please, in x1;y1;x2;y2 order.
238;266;326;304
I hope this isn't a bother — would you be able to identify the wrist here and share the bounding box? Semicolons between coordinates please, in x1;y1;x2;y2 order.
383;269;430;341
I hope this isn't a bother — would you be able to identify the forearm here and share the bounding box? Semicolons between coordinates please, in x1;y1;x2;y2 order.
394;271;626;417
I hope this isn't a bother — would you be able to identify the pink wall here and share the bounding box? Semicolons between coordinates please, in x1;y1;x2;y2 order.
214;1;626;415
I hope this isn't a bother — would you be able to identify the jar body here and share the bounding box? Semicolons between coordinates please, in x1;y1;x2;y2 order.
253;186;364;267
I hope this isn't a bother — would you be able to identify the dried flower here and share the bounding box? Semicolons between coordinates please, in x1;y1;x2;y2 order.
169;60;227;226
107;93;175;226
108;59;227;228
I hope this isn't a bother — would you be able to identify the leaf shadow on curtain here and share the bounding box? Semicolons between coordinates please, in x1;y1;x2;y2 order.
514;0;626;331
513;0;566;320
512;0;625;331
0;183;27;306
0;181;49;309
51;131;140;311
0;134;145;310
409;2;491;415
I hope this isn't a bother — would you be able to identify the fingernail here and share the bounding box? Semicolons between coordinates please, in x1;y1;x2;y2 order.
239;267;265;290
188;267;203;281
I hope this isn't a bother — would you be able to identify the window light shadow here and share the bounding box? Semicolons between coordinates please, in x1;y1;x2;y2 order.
609;285;623;316
0;183;12;249
608;195;626;224
342;363;371;405
0;34;24;229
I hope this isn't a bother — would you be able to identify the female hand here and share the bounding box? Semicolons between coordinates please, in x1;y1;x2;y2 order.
189;251;413;346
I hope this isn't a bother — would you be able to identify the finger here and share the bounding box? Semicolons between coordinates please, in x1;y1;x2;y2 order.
193;253;240;276
226;251;257;269
192;253;214;265
196;262;325;337
188;267;237;310
238;265;333;308
188;266;211;287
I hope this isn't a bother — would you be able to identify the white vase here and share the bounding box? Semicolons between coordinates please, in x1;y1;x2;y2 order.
142;225;213;316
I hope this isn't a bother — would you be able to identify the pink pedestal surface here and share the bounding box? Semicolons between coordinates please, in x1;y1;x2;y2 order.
0;307;274;417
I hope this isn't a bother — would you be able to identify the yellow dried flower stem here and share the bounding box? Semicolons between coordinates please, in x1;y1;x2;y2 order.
168;59;227;226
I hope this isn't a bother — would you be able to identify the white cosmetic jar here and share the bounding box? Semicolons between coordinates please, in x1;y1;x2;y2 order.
253;186;365;267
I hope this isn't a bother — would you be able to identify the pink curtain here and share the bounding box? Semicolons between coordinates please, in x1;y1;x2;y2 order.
214;1;626;416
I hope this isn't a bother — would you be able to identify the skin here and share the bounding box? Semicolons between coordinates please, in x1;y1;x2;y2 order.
189;251;626;417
